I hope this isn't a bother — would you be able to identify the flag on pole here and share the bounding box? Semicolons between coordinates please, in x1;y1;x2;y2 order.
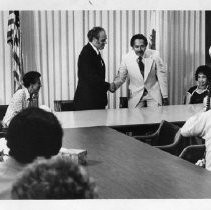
7;11;23;92
149;29;156;50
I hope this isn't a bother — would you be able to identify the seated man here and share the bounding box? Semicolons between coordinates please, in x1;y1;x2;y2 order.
2;71;42;127
0;107;63;199
11;158;98;199
180;110;211;170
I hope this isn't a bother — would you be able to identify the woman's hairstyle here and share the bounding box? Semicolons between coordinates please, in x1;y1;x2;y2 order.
23;71;41;88
6;107;63;164
130;34;148;47
195;65;211;81
87;26;105;42
11;158;98;199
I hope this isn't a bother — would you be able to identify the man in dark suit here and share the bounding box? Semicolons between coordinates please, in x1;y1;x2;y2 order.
74;27;115;111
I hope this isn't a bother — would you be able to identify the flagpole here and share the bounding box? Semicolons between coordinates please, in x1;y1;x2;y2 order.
7;10;24;94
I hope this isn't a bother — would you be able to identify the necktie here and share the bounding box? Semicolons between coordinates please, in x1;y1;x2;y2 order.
137;56;144;78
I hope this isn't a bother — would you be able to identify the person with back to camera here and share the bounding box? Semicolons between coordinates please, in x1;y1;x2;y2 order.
185;65;211;104
11;157;98;199
0;107;63;199
2;71;42;127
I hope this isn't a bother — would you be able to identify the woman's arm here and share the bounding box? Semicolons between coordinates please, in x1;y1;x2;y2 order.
185;92;192;104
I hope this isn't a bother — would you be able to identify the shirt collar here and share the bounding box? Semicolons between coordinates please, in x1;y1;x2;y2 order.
4;156;27;170
196;85;208;92
89;42;100;55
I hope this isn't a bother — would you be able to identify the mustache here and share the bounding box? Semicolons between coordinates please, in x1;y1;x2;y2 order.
137;50;144;55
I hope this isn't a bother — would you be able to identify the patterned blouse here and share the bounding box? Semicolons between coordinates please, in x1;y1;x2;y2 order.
2;88;38;127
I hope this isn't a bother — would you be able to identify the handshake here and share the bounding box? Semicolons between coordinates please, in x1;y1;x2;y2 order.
109;82;116;93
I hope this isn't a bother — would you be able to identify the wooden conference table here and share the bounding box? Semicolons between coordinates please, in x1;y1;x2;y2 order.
55;104;204;129
63;126;211;198
57;104;211;198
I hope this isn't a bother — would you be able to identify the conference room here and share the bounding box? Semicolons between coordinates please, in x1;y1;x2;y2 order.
1;5;211;203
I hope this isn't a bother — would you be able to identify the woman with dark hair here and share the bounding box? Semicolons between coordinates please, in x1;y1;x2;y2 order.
0;107;63;199
2;71;41;127
185;65;211;104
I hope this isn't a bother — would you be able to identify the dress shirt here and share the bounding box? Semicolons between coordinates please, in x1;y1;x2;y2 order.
181;110;211;171
89;42;100;55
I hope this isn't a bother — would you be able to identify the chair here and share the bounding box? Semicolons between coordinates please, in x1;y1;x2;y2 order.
119;97;128;108
133;120;180;145
0;105;8;120
54;100;74;111
133;120;189;156
179;144;206;164
0;105;8;138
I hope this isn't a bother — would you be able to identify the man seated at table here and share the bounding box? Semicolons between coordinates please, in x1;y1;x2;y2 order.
11;158;98;199
0;107;63;199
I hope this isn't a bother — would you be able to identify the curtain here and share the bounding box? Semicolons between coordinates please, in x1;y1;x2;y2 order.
20;10;154;109
0;10;206;108
157;11;205;104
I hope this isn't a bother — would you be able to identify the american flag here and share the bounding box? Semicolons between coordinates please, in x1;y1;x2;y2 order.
7;11;23;91
149;29;156;50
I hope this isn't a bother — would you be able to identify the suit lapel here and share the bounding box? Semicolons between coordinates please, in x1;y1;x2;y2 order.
87;43;105;72
144;57;153;82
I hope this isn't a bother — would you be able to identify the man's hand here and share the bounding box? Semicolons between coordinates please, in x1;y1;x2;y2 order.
162;98;169;106
109;82;116;93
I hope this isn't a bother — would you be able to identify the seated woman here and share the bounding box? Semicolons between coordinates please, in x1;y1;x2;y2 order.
2;71;41;127
185;65;211;104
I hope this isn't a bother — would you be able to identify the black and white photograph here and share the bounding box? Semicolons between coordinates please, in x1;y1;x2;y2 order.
0;0;211;209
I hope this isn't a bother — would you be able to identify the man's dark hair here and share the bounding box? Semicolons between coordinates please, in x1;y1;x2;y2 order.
87;26;105;42
23;71;41;88
11;158;98;199
195;65;211;81
130;34;148;47
6;107;63;164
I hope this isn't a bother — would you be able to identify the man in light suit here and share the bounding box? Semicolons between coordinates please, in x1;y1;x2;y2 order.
73;27;115;111
112;34;168;108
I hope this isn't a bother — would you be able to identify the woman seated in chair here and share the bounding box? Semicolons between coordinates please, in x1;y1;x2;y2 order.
185;65;211;104
2;71;42;127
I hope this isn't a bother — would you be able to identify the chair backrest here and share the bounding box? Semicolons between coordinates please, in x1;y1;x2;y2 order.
183;95;186;104
119;97;128;108
0;105;8;120
154;120;180;146
179;144;206;164
156;130;191;156
54;100;74;111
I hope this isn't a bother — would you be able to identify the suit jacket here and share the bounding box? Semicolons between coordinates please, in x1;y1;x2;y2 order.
114;49;168;108
74;43;110;110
